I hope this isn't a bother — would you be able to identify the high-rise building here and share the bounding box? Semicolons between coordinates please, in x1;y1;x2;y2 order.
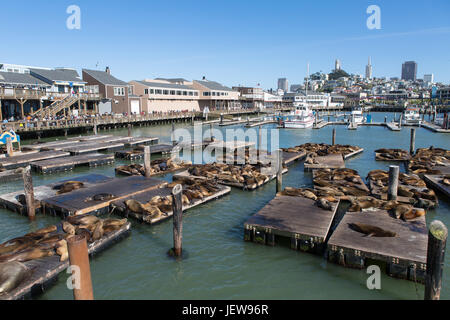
335;59;341;71
424;74;434;83
277;78;289;92
401;61;418;81
365;57;373;79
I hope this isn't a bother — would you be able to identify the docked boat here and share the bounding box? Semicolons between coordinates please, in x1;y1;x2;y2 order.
283;105;315;129
348;108;365;124
402;107;422;126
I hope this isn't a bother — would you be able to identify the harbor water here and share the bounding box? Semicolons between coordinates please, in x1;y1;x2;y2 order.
0;112;449;300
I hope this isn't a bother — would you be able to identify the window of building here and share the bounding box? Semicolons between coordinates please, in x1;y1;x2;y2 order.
170;90;175;95
194;92;198;96
155;89;162;94
189;91;193;96
163;90;169;95
128;87;133;95
183;91;187;96
177;91;182;95
150;89;154;94
114;87;125;96
145;89;149;94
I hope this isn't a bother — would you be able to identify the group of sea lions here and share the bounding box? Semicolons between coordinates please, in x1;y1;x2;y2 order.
277;187;339;211
188;163;271;189
408;146;450;175
283;143;361;158
216;149;270;166
116;158;191;176
441;175;450;186
123;179;220;222
375;148;410;161
367;169;438;209
52;181;85;195
313;168;371;198
0;167;24;174
0;216;128;295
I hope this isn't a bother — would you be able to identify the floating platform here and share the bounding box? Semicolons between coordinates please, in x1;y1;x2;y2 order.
386;122;401;131
23;135;114;151
313;168;370;196
114;144;174;160
0;174;113;215
244;196;340;254
0;168;23;183
42;176;166;217
0;222;131;300
114;162;190;178
282;151;307;166
327;210;427;282
423;174;450;198
343;148;364;160
0;151;71;170
31;153;115;174
421;122;450;133
111;184;231;224
61;141;130;155
304;154;345;172
123;137;158;147
245;120;277;128
207;140;255;151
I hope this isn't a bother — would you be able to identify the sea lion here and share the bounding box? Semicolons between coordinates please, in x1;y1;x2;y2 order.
349;223;396;237
53;181;84;195
103;218;128;228
124;199;145;214
91;220;104;241
0;247;54;263
67;215;99;226
398;186;414;198
85;193;116;202
56;240;68;262
0;237;35;256
402;208;426;220
25;225;57;237
75;227;92;243
316;198;333;211
62;221;76;235
393;204;413;220
0;261;30;295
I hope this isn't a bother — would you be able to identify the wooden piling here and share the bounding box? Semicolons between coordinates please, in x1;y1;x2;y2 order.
332;128;336;146
22;166;36;220
276;149;283;193
410;128;416;155
388;165;399;201
67;235;94;300
93;121;98;135
171;184;183;257
258;125;262;151
425;220;448;300
127;124;132;137
144;146;151;178
171;122;176;146
210;123;214;141
6;137;13;157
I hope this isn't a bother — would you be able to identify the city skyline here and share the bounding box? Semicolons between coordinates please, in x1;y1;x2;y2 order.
0;0;449;89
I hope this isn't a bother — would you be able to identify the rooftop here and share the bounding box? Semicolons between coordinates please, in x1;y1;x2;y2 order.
83;69;129;86
194;80;234;92
135;80;196;90
0;71;50;86
30;68;85;83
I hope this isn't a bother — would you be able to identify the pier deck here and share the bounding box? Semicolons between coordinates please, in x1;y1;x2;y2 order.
245;120;277;128
304;154;345;171
0;222;131;300
111;184;231;224
244;196;340;253
386;122;401;131
42;176;166;217
343;148;364;160
421;121;450;133
114;144;174;160
0;168;23;183
282;151;307;166
0;151;71;170
423;174;450;198
31;153;115;174
0;174;113;215
327;210;427;282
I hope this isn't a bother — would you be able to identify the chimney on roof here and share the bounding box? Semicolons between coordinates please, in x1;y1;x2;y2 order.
105;66;110;74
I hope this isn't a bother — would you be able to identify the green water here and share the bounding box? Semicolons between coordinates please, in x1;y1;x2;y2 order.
1;112;449;300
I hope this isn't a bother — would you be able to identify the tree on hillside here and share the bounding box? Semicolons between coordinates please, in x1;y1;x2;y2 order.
328;69;350;80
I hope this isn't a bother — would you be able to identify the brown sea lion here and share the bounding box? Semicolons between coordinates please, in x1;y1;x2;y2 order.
103;218;128;228
62;221;76;235
25;225;57;237
349;223;396;237
91;220;104;241
316;198;333;211
56;240;68;262
393;204;413;219
402;208;426;220
0;247;54;263
0;261;30;295
75;227;92;243
124;199;145;214
53;181;84;194
67;215;99;226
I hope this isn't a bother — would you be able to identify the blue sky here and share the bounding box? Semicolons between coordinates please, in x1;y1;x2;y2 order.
1;0;449;88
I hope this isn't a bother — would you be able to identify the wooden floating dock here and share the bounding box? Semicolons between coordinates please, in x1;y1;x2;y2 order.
342;148;364;160
114;144;173;160
327;210;427;282
244;120;277;128
0;222;131;300
313;169;370;195
218;119;248;126
207;140;255;151
386;122;401;131
312;120;330;129
43;176;166;217
282;151;307;166
423;174;450;198
31;153;115;174
244;196;340;254
0;174;113;215
0;151;71;170
304;154;345;172
62;140;130;155
23;135;114;151
0;168;23;183
421;121;450;133
111;185;231;224
115;163;190;178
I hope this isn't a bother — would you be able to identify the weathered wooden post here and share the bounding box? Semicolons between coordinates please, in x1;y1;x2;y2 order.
210;123;214;141
220;113;224;124
425;220;448;300
6;137;14;157
258;125;262;151
332;128;336;146
276;149;283;194
127;124;132;137
171;184;183;257
171;122;176;146
93;121;98;135
388;165;399;200
398;114;402;129
22;166;36;220
67;235;94;300
410;128;416;155
384;116;387;123
144;145;151;178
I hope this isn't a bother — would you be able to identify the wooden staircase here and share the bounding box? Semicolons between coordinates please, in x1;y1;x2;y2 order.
33;95;79;118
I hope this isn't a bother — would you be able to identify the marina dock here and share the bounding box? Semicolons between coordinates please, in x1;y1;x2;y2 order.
0;222;131;300
0;168;23;183
42;176;166;217
115;144;174;160
0;174;113;215
282;151;307;166
327;210;427;282
304;154;345;171
423;174;450;198
0;151;71;170
386;122;401;131
31;153;115;174
244;195;340;254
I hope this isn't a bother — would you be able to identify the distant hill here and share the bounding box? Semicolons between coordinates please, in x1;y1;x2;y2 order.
328;69;350;80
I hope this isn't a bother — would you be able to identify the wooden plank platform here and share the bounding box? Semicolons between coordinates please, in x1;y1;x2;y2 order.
244;196;340;253
0;168;23;183
0;174;113;215
207;140;256;151
343;148;364;160
0;151;71;170
386;122;401;131
31;153;115;174
312;168;370;195
66;134;112;141
304;154;345;172
114;144;173;160
327;210;427;282
42;176;166;217
0;222;131;300
61;141;128;155
123;137;158;147
423;174;450;198
111;185;231;224
282;151;307;166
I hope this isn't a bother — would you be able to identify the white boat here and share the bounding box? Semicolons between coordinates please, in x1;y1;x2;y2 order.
402;107;422;126
348;108;365;124
283;104;315;129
